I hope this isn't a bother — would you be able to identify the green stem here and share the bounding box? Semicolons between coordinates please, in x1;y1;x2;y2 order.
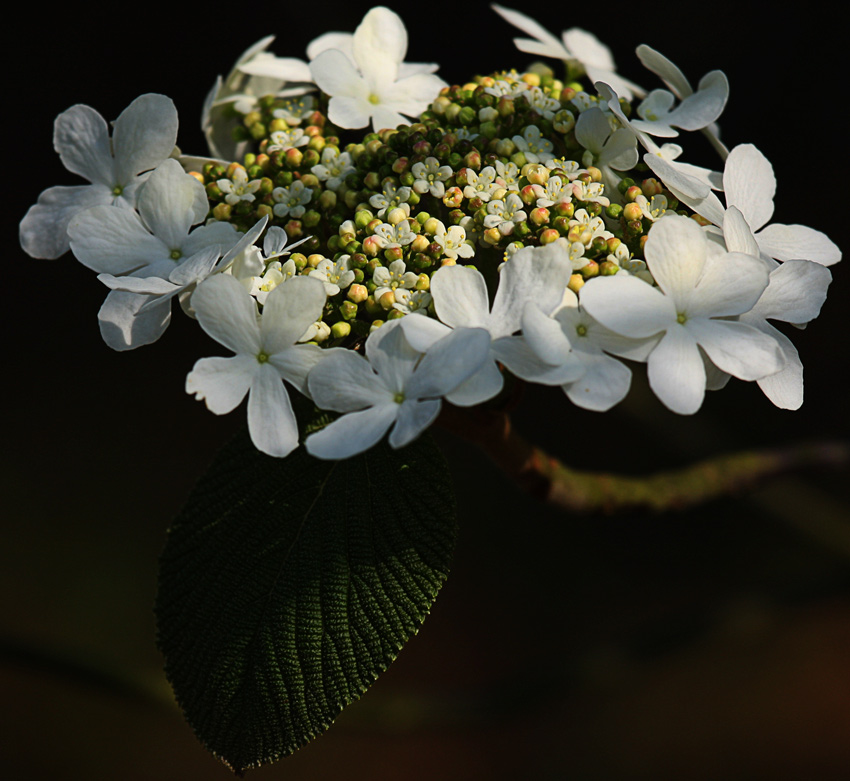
436;405;849;513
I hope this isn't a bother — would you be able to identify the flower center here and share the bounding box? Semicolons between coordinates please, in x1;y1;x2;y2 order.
368;93;381;105
393;392;405;404
170;249;183;261
677;312;688;324
256;352;270;364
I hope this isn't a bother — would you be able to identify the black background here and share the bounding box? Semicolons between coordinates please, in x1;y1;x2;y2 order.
4;2;850;779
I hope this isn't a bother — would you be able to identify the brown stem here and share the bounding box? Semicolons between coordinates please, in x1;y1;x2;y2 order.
436;404;849;514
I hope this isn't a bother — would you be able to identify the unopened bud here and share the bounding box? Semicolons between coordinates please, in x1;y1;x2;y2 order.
347;284;368;303
332;321;352;339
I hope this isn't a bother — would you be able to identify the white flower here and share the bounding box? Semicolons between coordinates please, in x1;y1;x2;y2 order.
311;147;356;191
305;322;491;459
579;215;785;414
373;220;416;249
433;222;474;259
483;194;528;235
186;273;331;457
266;127;310;153
217;167;261;205
272;179;313;219
309;255;355;296
411;157;453;198
491;4;644;100
373;259;418;299
20;94;178;259
462;166;500;202
67;159;239;350
392;288;432;315
512;125;554;164
309;7;447;132
369;180;412;216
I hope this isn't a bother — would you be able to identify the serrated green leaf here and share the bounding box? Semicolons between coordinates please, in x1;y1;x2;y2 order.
155;427;456;773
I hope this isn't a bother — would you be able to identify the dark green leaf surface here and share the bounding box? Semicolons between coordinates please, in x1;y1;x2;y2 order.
155;428;456;773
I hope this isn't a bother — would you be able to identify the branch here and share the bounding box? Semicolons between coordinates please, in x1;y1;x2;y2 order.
436;404;849;514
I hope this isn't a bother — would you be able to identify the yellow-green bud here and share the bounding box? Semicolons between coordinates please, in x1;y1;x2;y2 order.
213;203;232;221
347;284;368;303
332;321;351;339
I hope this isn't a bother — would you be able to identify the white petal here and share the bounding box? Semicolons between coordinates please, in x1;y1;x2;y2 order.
191;273;261;355
364;321;420;395
306;404;396;460
756;223;842;266
643;215;707;303
430;264;491;329
723;144;776;231
753;324;804;410
389;399;442;449
687;251;769;318
310;48;366;99
136;160;203;248
111;94;179;183
686;318;784;381
247;364;299;458
53;104;114;185
445;358;504;406
405;327;492;399
306;31;354;61
352;6;407;82
579;274;674;339
492;336;585;385
750;259;832;324
97;290;172;351
271;343;339;397
186;355;255;414
647;326;705;414
667;71;728;131
97;273;178;295
722;206;760;256
68;205;166;275
327;95;372;131
261;276;329;354
636;45;693;99
307;349;392;411
564;351;632;411
20;184;110;259
490;243;573;337
491;4;565;52
521;302;574;366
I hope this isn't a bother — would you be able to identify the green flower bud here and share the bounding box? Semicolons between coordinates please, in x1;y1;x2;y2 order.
338;301;359;322
212;203;231;221
332;321;352;339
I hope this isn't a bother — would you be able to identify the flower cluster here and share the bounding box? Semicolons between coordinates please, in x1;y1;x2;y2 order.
20;5;840;458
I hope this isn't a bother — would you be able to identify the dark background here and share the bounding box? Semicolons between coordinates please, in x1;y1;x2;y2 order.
4;2;849;778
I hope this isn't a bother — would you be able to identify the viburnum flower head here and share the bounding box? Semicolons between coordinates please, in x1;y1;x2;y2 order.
309;7;447;131
20;94;178;259
580;215;786;415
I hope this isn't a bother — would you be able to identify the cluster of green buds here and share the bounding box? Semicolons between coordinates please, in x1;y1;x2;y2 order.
190;64;698;348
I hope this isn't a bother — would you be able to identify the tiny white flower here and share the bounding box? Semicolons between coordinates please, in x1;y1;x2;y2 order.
433;222;475;259
462;166;500;202
272;179;313;219
217;167;261;205
411;157;453;198
392;288;432;315
512;125;554;164
309;255;355;296
369;180;412;216
373;259;418;299
483;194;528;236
311;147;356;191
373;220;416;249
